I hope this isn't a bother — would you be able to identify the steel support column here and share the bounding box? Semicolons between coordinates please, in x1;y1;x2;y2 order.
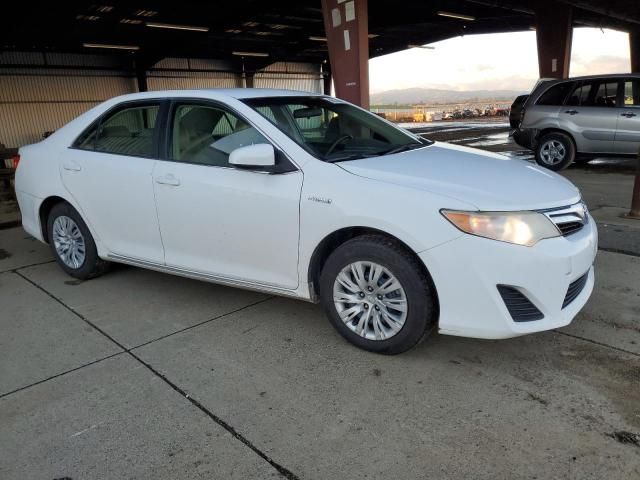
321;0;369;107
631;31;640;73
134;58;148;92
535;2;573;78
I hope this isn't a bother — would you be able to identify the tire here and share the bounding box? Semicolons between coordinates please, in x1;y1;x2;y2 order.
47;202;109;280
535;132;575;171
319;234;438;354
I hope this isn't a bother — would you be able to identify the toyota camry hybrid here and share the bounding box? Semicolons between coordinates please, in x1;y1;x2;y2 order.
15;89;598;354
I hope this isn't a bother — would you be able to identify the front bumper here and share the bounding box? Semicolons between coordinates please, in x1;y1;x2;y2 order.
420;216;597;339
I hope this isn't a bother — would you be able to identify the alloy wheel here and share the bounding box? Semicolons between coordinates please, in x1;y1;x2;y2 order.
52;215;86;269
332;261;408;341
539;140;567;165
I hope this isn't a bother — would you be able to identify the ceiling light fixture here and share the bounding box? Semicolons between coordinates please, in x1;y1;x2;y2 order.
437;11;476;21
83;43;140;50
232;51;269;57
146;21;209;32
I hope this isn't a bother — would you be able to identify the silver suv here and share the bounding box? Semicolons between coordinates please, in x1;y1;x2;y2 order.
513;74;640;170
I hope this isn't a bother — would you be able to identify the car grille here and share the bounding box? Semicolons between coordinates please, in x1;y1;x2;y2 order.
542;202;589;237
562;271;589;309
497;285;544;322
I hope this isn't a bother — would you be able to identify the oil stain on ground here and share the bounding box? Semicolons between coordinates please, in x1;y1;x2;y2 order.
0;248;11;260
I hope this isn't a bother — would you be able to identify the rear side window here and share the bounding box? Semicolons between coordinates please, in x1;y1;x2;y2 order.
566;82;591;106
585;81;619;107
536;82;575;106
74;104;160;157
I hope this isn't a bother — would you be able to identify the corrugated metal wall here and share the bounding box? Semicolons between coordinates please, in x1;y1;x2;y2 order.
0;53;322;148
0;52;137;148
147;58;243;90
255;62;323;93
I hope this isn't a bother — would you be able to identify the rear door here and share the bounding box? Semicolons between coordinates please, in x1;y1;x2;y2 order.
614;78;640;154
561;79;620;153
61;101;165;263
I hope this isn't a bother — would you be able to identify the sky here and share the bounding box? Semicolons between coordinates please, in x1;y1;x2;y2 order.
369;28;631;93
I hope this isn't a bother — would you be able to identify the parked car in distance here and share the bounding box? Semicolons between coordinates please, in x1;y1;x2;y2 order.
15;89;597;354
513;73;640;170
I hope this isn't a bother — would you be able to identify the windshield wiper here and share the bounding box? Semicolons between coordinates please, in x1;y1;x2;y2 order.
325;153;378;163
381;142;425;156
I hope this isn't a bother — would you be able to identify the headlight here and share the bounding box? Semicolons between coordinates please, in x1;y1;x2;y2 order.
441;210;561;247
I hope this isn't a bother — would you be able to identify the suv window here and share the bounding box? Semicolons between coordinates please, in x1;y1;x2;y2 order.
623;79;640;106
170;103;270;167
75;104;160;157
536;82;575;106
566;82;591;106
585;81;618;107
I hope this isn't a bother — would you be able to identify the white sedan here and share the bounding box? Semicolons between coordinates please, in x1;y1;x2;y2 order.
15;89;597;353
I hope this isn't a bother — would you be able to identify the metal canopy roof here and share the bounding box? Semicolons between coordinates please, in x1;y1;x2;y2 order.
1;1;639;66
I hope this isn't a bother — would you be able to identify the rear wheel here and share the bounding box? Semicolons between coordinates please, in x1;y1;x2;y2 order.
535;132;575;171
319;235;437;354
47;202;109;280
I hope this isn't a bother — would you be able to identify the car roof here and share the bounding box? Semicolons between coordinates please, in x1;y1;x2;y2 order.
108;88;325;103
540;73;640;84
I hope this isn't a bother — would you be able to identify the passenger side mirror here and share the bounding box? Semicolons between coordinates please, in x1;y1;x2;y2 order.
229;144;275;168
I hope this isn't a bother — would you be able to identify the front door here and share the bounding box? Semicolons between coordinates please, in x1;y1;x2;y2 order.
61;101;165;263
152;101;303;289
614;78;640;154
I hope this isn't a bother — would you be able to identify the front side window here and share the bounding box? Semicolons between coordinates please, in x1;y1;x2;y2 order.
170;104;269;167
243;96;427;162
623;79;640;106
75;104;160;157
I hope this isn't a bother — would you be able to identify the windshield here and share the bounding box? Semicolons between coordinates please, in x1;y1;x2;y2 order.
243;96;429;162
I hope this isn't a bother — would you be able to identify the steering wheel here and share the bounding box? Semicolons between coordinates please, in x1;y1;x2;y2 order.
325;134;353;156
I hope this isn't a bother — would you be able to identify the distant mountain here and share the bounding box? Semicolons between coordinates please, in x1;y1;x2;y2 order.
370;87;525;105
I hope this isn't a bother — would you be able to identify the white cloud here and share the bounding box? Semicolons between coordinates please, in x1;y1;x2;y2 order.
370;28;630;93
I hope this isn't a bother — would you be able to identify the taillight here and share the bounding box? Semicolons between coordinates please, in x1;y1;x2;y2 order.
11;154;20;169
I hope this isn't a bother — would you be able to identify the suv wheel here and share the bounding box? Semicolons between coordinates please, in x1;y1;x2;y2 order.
535;132;575;171
47;202;109;280
319;235;438;354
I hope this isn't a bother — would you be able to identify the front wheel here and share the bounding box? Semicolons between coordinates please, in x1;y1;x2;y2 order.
535;132;575;171
47;202;109;280
319;235;438;354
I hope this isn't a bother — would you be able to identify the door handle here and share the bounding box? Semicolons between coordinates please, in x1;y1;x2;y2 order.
621;112;637;118
564;110;578;115
62;161;81;172
155;174;180;186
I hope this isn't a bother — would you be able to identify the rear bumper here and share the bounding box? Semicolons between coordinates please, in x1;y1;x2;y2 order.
420;217;597;339
15;190;44;241
512;128;537;150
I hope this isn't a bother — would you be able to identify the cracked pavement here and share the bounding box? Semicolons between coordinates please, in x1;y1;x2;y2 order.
1;163;640;479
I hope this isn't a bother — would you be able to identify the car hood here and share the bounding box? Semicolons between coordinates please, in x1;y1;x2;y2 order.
338;142;581;211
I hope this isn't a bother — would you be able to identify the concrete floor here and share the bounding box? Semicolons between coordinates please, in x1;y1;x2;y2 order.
1;139;640;478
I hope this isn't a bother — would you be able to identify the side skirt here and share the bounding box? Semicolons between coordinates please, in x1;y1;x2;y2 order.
107;253;313;302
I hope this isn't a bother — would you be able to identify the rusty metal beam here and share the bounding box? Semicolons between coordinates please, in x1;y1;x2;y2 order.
535;1;573;78
631;31;640;73
321;0;369;107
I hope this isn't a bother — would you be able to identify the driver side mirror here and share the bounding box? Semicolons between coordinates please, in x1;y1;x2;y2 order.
229;144;275;168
